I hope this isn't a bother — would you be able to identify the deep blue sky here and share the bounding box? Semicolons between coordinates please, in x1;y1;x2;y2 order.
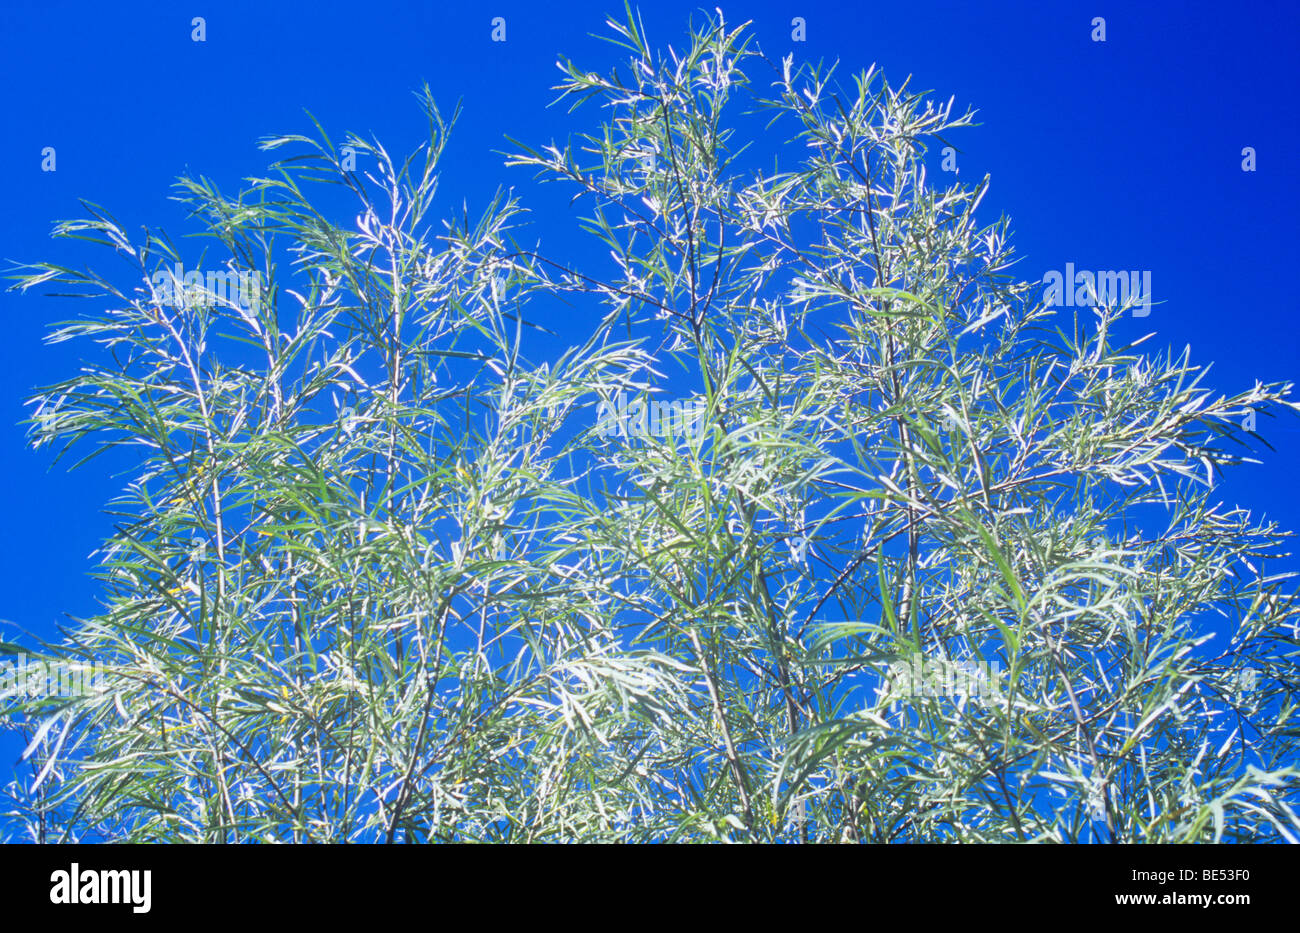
2;0;1297;771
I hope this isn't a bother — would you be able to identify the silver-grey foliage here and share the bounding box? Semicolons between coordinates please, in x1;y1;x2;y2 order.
4;9;1298;843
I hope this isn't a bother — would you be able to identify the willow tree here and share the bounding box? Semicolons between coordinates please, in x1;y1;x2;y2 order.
5;9;1298;843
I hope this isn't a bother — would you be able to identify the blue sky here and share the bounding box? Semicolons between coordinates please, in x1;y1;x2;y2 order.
2;0;1297;776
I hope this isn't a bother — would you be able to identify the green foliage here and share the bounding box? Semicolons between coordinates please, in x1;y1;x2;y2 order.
4;9;1299;842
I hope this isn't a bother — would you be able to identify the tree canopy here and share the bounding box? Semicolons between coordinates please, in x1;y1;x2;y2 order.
4;8;1298;843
